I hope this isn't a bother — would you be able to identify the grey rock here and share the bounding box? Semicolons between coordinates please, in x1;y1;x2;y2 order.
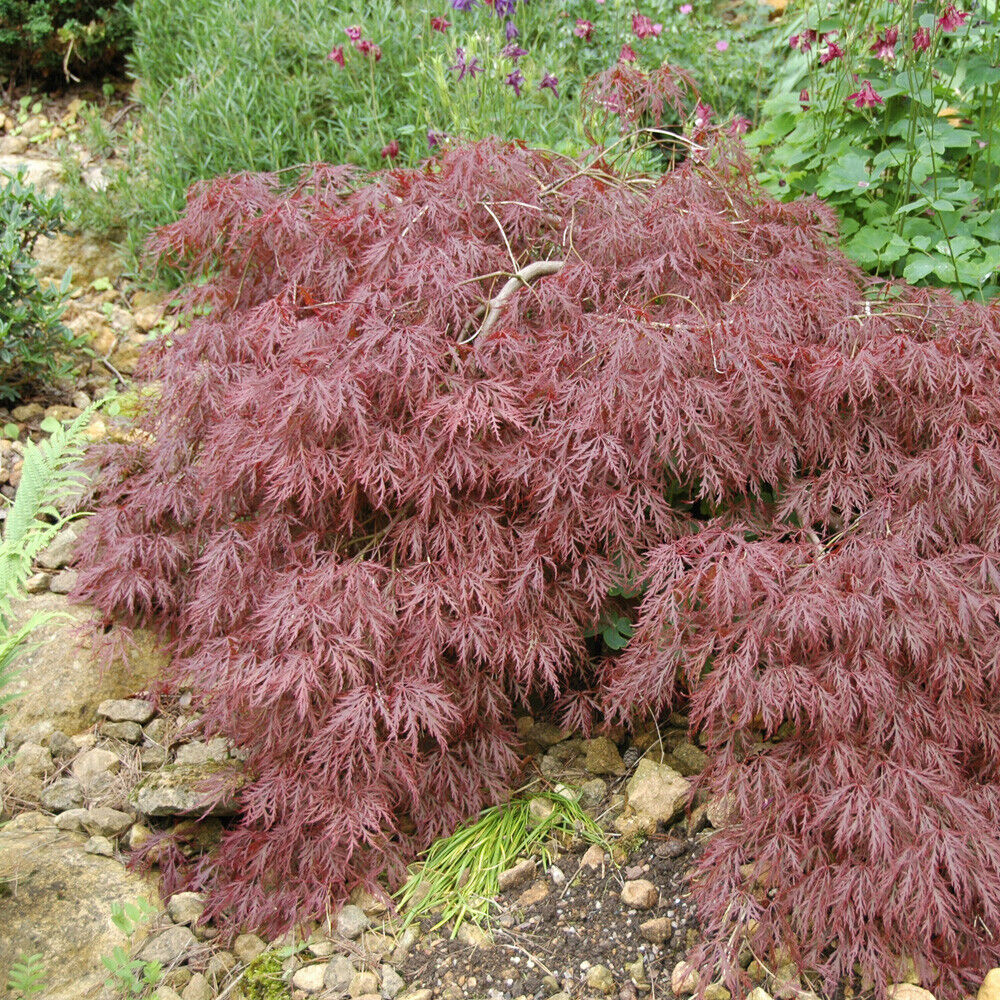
579;777;607;809
24;572;50;593
336;903;370;939
585;965;616;994
47;570;78;595
4;594;164;742
37;525;80;570
82;807;133;838
624;759;690;825
84;835;115;856
101;721;143;742
137;925;199;965
350;971;380;996
0;823;158;999
232;933;266;963
498;858;536;892
54;808;90;833
71;747;121;786
174;738;229;766
167;891;205;926
132;763;242;817
97;698;155;724
324;955;357;992
292;964;327;993
46;730;76;758
583;736;625;776
381;966;405;999
670;740;708;776
40;777;84;812
13;741;54;777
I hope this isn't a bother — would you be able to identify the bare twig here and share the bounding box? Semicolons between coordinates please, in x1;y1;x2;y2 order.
459;260;565;345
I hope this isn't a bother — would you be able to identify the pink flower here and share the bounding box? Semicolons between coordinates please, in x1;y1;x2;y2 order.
381;140;400;159
632;13;663;39
619;43;638;61
727;115;752;135
790;29;817;51
715;39;729;51
937;4;968;30
355;39;382;61
574;18;594;39
679;3;692;12
912;26;932;50
870;26;898;61
819;39;844;64
345;25;363;41
431;16;451;31
327;45;345;66
847;80;883;109
799;88;810;109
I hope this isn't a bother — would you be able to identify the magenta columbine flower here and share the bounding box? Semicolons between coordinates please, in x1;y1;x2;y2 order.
799;88;810;109
450;47;483;80
912;26;932;50
937;4;968;30
505;68;525;96
848;80;883;109
539;72;559;97
574;19;594;40
870;26;898;61
632;13;663;38
381;140;400;160
327;45;345;66
790;29;817;51
355;39;381;60
431;16;451;31
345;25;363;40
620;43;638;61
502;42;528;61
820;39;844;64
505;20;519;40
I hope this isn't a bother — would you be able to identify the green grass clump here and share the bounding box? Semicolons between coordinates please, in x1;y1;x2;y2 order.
395;787;608;935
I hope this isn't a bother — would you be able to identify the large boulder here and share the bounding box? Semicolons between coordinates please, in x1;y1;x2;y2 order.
0;812;159;1000
131;763;243;818
2;594;166;745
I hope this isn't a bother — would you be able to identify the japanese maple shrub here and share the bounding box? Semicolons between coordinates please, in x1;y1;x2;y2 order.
73;134;1000;996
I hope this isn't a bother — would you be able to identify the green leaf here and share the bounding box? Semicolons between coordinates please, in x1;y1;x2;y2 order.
90;276;112;291
39;416;60;434
903;255;938;283
3;424;19;441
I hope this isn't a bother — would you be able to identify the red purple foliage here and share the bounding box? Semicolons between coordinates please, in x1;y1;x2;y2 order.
73;136;1000;995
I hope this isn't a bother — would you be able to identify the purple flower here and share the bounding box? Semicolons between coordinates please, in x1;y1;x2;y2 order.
427;130;445;148
450;46;483;80
539;72;559;97
345;25;362;41
502;42;528;61
505;68;525;96
450;0;478;9
494;0;516;16
505;20;519;40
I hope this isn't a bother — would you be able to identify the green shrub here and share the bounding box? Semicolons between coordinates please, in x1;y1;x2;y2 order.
77;0;780;266
0;1;131;83
748;0;1000;299
0;171;81;402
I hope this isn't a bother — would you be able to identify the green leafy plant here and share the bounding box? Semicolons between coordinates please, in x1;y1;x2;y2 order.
239;952;291;1000
0;170;83;402
748;0;1000;299
396;787;607;934
6;953;46;998
0;403;104;764
102;899;162;998
0;0;131;83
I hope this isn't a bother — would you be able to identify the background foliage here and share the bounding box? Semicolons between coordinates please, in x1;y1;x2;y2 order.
76;0;780;262
749;0;1000;299
0;171;81;402
0;0;131;83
